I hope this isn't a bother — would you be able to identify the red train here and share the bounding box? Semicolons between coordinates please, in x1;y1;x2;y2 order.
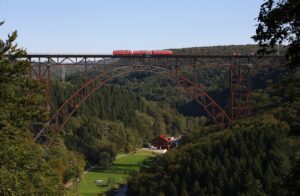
113;50;173;56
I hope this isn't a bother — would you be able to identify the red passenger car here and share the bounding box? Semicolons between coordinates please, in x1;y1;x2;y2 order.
112;50;173;56
113;50;133;55
132;50;153;55
152;50;173;55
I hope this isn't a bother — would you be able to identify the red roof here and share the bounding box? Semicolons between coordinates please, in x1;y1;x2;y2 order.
159;134;170;143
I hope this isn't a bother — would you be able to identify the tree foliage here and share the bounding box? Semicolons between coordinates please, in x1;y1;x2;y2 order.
128;116;294;195
253;0;300;67
0;23;64;194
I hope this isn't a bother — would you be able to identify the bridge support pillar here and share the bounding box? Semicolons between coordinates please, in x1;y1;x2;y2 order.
46;64;51;112
61;64;65;81
229;64;252;121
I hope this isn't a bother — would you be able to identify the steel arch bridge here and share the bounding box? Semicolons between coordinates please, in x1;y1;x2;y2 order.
23;54;286;141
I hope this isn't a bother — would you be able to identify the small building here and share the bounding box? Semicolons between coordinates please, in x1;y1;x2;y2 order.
151;134;171;150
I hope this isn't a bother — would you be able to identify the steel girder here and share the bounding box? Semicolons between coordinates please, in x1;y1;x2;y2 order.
34;64;231;141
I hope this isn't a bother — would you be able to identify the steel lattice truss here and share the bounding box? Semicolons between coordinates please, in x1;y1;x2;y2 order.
24;54;286;141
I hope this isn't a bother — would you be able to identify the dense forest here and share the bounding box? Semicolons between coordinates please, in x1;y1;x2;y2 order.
171;44;286;56
45;49;299;195
2;43;299;194
1;21;300;196
127;70;300;195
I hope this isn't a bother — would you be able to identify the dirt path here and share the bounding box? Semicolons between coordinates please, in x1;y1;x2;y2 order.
64;165;96;188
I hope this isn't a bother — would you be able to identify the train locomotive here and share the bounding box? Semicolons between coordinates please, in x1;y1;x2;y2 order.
113;50;173;56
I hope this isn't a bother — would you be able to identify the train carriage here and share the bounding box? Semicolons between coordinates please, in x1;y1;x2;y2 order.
113;50;172;56
112;50;133;55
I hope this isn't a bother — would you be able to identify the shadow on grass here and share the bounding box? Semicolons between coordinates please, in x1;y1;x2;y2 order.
96;184;110;188
89;156;154;176
112;163;139;167
91;166;137;175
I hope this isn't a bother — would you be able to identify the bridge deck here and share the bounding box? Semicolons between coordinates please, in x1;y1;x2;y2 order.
25;54;284;59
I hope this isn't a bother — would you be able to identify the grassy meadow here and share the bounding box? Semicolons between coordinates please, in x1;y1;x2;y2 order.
67;150;156;195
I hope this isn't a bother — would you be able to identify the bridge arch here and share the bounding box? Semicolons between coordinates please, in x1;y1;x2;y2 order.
34;64;231;141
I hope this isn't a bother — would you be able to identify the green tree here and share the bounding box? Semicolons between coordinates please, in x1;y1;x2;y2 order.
253;0;300;67
153;116;166;135
191;180;201;196
0;23;63;194
168;182;178;196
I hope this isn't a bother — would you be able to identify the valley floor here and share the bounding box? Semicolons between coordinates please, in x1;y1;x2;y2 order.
66;149;156;195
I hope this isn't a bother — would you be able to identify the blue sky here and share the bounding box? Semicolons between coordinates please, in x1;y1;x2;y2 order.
0;0;263;53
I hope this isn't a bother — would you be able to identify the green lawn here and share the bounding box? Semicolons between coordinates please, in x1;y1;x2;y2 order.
67;151;154;196
134;149;160;155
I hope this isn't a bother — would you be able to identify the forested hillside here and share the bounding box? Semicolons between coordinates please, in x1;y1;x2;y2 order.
52;80;205;168
123;0;300;194
128;116;295;195
1;0;299;195
171;44;286;55
47;44;298;190
127;68;300;195
1;31;299;195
